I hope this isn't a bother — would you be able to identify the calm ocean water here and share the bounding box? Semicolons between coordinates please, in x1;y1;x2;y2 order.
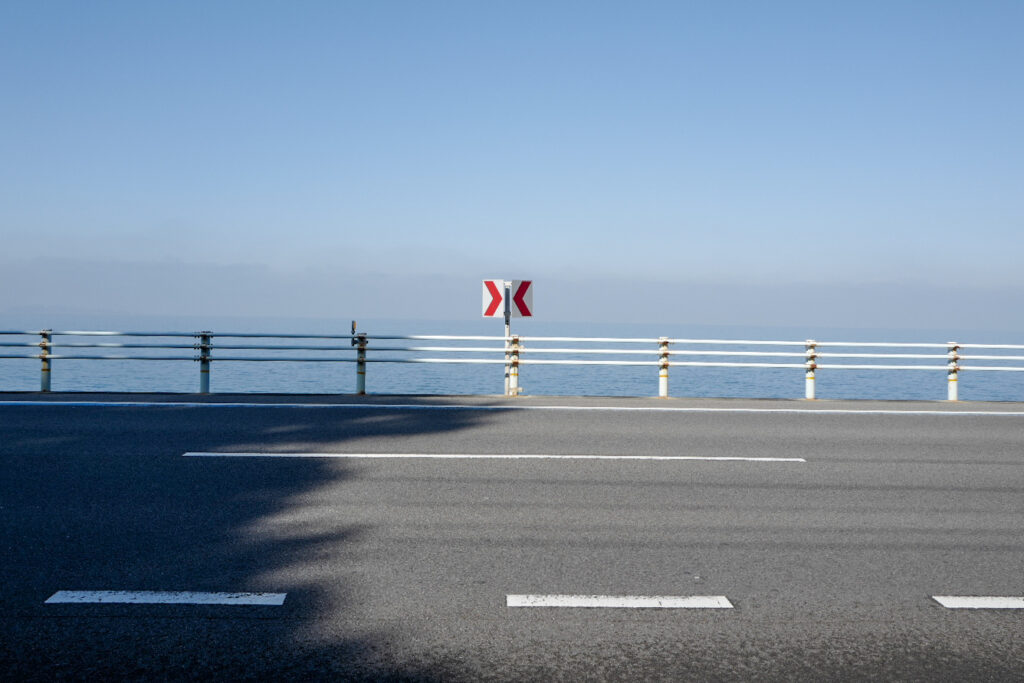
2;316;1023;401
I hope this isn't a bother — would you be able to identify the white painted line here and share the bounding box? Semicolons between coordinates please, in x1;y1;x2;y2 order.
507;594;733;609
3;400;1024;417
45;591;287;606
933;595;1024;609
183;452;805;462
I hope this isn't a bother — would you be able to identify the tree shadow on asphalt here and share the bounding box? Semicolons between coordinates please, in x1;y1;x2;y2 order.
0;396;501;681
4;395;1024;681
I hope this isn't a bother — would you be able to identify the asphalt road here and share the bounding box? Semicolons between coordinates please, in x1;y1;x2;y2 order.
2;393;1023;680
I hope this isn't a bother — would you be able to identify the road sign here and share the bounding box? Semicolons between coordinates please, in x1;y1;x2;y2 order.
482;280;533;318
482;280;504;317
510;280;532;317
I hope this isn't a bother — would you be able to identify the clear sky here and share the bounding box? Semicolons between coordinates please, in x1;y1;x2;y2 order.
1;2;1022;329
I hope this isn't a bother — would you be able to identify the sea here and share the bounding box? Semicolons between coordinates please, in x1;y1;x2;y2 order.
2;314;1023;402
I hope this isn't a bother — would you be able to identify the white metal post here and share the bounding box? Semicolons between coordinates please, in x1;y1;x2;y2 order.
658;337;669;398
198;332;211;393
947;342;959;401
40;330;52;392
804;340;817;400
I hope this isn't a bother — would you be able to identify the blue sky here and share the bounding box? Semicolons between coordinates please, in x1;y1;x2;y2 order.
2;2;1022;328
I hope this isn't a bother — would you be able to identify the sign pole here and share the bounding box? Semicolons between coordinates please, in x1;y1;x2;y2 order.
504;281;512;396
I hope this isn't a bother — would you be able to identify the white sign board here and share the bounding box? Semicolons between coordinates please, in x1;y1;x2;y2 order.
482;279;505;317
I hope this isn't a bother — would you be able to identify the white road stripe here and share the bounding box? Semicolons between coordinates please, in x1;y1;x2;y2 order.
507;594;733;609
933;596;1024;609
183;452;805;462
45;591;287;606
3;400;1024;416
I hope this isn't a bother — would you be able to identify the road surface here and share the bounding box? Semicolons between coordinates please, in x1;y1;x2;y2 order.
2;393;1022;680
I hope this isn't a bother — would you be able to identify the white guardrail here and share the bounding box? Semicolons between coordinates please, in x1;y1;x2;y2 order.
2;329;1024;400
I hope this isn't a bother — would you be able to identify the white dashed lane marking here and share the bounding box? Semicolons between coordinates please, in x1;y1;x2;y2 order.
933;596;1024;609
45;591;287;606
506;594;733;609
184;452;805;462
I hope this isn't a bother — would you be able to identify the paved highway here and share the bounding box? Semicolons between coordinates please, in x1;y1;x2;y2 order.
2;393;1023;680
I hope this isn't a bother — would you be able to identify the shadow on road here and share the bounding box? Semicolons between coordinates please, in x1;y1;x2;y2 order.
0;395;500;680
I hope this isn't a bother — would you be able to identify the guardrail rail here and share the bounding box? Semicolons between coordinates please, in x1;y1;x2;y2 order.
2;329;1024;400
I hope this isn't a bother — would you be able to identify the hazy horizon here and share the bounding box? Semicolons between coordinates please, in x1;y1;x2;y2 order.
3;255;1023;339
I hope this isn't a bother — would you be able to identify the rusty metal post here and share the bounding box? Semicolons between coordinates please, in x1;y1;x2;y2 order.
805;340;817;400
40;329;52;392
658;337;670;398
947;342;960;401
509;335;521;396
198;332;211;393
356;333;368;394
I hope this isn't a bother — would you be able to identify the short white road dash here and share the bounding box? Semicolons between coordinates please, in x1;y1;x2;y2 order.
506;594;733;609
45;591;287;606
183;452;805;462
933;596;1024;609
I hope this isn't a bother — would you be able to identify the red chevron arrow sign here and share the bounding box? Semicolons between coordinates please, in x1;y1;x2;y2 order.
482;280;504;317
482;280;533;318
511;280;533;317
